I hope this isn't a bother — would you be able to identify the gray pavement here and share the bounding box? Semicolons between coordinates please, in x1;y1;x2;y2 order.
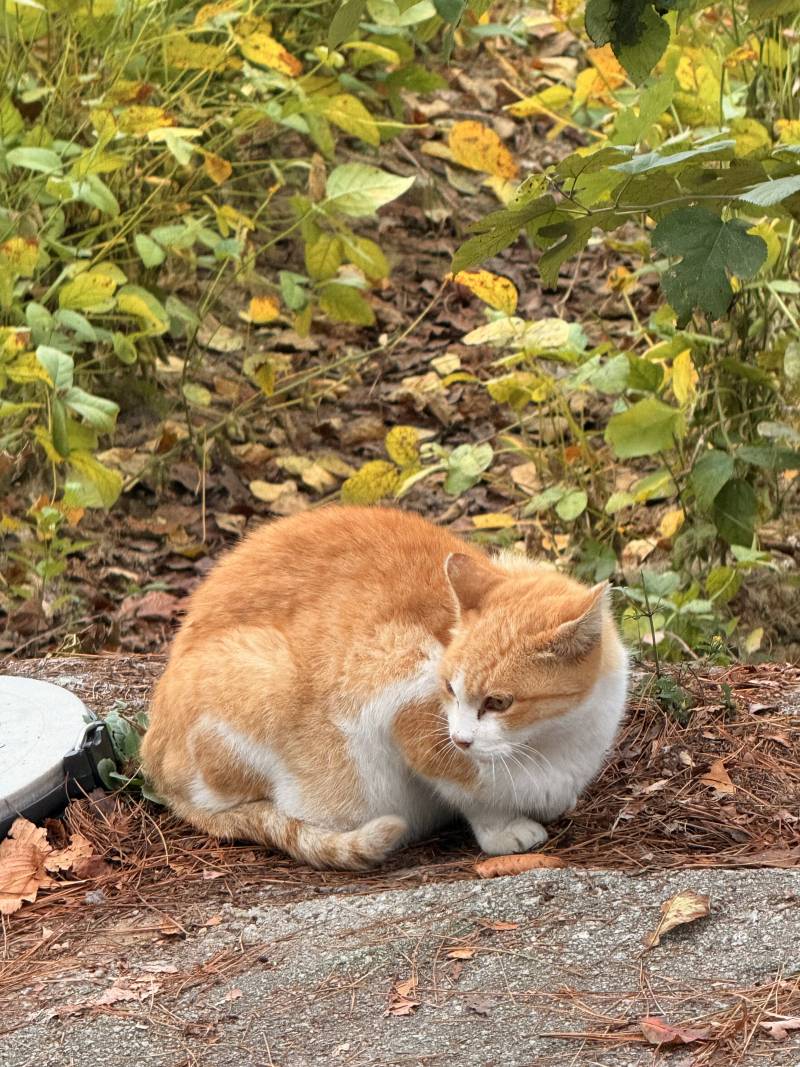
3;867;799;1067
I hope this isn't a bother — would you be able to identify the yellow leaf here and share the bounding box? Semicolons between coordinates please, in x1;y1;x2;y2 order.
724;43;758;69
245;296;280;324
165;35;236;72
448;121;518;181
748;221;781;273
672;349;698;408
744;626;763;654
59;270;119;311
385;426;420;469
0;327;29;357
607;265;636;293
239;31;302;76
644;890;710;950
203;151;233;185
340;460;400;504
729;117;771;158
453;269;518;314
551;0;582;19
319;93;379;147
195;0;241;27
775;119;800;145
7;352;51;385
34;426;64;464
472;513;516;529
659;508;685;540
506;84;571;119
118;107;176;137
0;236;39;276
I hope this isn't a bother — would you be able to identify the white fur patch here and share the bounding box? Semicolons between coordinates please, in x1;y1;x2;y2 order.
338;643;451;836
192;715;306;819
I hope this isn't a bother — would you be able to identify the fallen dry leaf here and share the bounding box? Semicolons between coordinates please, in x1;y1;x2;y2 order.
479;919;520;931
44;831;93;873
700;758;736;795
446;947;476;960
759;1017;800;1040
387;976;420;1017
0;818;54;914
639;1016;712;1046
645;890;710;949
475;853;567;879
448;120;519;180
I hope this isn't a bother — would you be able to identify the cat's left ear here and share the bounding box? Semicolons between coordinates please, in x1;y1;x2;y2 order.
445;553;501;615
551;582;609;658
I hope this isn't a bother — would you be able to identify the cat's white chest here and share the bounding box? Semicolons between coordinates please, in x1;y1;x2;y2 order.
338;645;450;835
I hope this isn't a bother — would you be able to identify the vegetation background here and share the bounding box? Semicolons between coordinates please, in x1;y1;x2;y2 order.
1;0;798;680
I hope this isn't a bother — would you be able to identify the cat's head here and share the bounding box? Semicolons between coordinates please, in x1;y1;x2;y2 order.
439;552;614;759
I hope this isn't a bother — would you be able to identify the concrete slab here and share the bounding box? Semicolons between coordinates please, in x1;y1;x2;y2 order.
3;868;799;1067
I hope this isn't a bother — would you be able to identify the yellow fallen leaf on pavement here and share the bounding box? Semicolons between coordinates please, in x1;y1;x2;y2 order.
645;889;710;949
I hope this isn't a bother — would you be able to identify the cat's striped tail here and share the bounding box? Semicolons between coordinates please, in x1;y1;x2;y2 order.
177;799;409;871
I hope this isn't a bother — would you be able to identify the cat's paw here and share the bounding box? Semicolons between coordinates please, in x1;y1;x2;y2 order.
474;816;548;856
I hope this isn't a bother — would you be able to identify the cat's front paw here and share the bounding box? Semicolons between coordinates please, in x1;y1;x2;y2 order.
473;816;548;856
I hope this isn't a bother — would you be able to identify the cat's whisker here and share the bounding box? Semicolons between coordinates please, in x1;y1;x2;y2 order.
516;743;556;775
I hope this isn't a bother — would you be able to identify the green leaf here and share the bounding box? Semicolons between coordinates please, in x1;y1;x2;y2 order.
134;233;166;268
604;397;684;458
444;443;493;495
612;140;734;176
0;95;24;140
70;174;119;216
328;0;367;47
737;174;800;207
340;235;389;280
736;445;800;470
690;450;734;509
652;207;767;325
319;284;375;325
305;234;343;280
51;397;70;458
585;0;670;85
6;146;63;173
749;0;800;18
713;478;757;547
62;386;119;431
319;94;380;147
36;345;74;390
182;382;212;407
434;0;466;22
326;163;415;217
279;270;308;310
555;488;588;521
64;451;123;509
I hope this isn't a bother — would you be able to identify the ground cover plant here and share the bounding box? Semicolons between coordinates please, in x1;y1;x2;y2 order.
1;0;798;667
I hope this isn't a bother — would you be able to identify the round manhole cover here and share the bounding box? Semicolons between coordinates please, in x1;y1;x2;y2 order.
0;676;94;834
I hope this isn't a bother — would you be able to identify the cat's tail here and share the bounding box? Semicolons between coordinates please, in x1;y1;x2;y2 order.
178;799;409;871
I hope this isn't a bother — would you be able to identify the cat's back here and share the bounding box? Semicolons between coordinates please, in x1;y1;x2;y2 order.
182;506;478;638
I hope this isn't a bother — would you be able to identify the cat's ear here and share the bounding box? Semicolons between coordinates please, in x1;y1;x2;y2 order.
550;581;609;658
445;553;500;615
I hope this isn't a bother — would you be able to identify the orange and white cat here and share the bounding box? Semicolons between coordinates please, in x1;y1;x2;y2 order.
142;506;628;869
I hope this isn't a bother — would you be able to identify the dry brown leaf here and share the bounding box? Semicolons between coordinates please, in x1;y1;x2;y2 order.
0;818;54;914
700;758;736;795
446;947;476;960
475;853;566;879
44;832;93;873
644;890;710;949
387;976;419;1017
510;461;542;495
479;919;520;931
639;1017;712;1046
759;1017;800;1040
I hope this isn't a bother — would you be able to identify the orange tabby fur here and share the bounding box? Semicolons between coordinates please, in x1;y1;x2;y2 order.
142;506;627;869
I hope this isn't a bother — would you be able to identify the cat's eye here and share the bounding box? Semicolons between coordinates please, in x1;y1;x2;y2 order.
445;680;454;696
482;693;513;713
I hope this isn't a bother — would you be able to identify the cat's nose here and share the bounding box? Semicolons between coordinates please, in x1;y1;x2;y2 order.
451;733;473;750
